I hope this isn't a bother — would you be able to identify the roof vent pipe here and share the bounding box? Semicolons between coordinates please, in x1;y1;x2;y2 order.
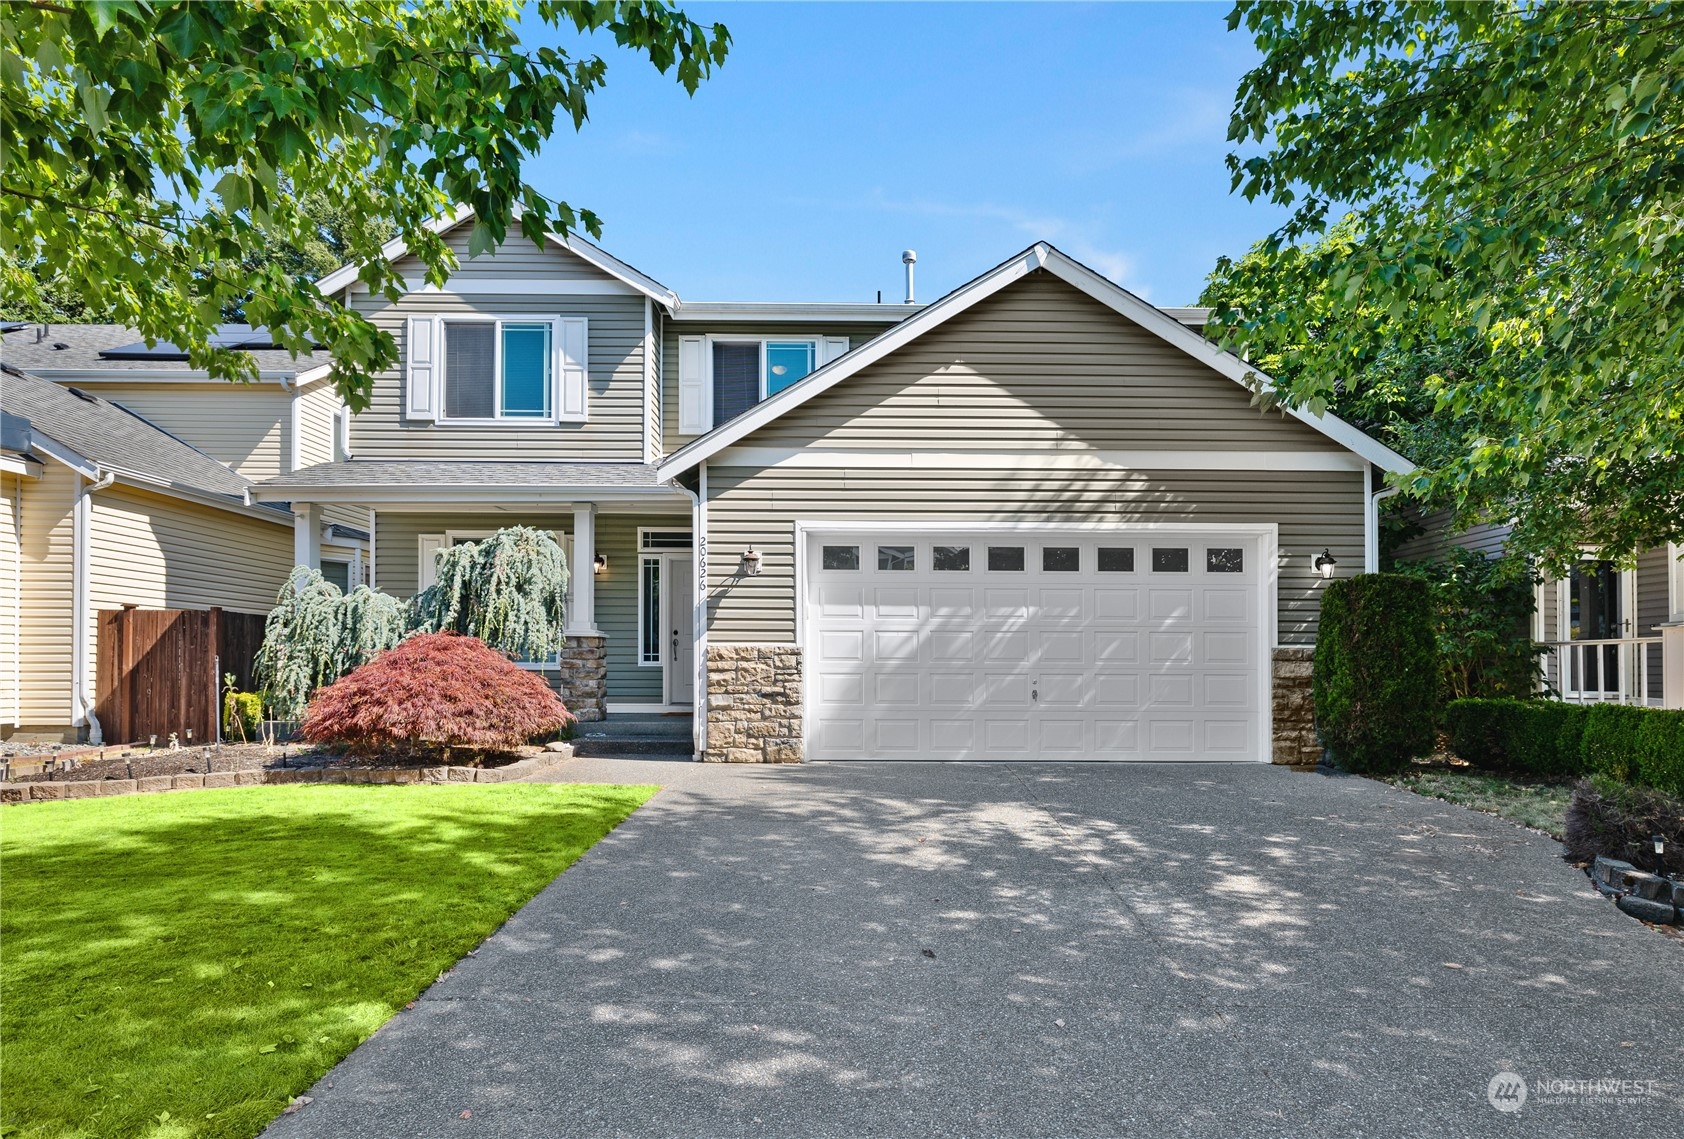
902;250;917;304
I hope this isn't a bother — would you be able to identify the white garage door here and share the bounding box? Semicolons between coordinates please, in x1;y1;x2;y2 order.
804;528;1270;762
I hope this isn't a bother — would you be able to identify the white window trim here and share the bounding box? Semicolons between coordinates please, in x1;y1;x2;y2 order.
437;315;579;426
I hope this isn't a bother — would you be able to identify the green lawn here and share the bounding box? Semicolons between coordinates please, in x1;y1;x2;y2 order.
1382;768;1574;838
0;782;656;1139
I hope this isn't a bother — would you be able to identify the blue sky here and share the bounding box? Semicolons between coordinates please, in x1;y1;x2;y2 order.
524;2;1288;306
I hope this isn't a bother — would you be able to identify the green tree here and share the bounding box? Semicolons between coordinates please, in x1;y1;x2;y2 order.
1208;2;1683;570
1;0;729;408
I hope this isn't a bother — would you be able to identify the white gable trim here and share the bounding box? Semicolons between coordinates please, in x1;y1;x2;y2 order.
657;242;1413;481
313;206;679;308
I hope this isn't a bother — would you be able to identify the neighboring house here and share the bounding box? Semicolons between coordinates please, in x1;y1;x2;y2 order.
1392;512;1682;709
0;368;296;741
251;215;1412;763
0;322;370;588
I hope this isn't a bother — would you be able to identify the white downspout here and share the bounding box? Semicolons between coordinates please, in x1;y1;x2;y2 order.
668;467;706;761
72;467;115;743
1365;462;1400;574
10;473;20;728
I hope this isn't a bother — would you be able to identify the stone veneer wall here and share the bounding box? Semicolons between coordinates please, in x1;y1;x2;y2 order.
704;644;803;763
1271;646;1319;766
554;635;607;723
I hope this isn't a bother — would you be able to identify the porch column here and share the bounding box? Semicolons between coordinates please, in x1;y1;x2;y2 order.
566;504;601;636
1662;621;1684;710
292;502;321;573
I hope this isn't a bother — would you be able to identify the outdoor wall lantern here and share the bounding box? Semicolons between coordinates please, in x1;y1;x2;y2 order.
741;546;763;577
593;554;608;575
1313;548;1339;579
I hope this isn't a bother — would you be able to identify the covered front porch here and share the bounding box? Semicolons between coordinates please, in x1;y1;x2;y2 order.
252;461;699;732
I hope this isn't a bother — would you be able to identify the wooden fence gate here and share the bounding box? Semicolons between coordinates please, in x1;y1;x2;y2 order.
95;607;267;745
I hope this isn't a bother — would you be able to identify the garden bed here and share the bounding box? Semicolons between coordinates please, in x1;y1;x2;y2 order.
0;741;574;803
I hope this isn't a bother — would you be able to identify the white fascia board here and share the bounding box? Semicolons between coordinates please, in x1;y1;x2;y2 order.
313;205;470;296
670;302;923;322
659;241;1414;481
0;454;43;478
25;432;98;478
553;234;679;308
657;248;1047;481
104;473;291;526
30;369;297;385
1035;247;1414;475
247;482;689;506
710;447;1368;473
404;278;636;296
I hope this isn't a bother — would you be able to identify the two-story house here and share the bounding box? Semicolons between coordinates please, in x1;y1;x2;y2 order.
251;212;1414;764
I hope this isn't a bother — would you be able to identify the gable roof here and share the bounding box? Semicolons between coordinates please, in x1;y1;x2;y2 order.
312;206;680;308
0;364;288;520
656;242;1414;480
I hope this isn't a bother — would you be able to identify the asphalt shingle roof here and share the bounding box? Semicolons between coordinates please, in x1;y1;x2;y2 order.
1;366;269;506
0;323;319;374
259;461;666;491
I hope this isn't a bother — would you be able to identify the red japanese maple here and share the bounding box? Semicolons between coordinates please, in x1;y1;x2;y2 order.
301;632;574;757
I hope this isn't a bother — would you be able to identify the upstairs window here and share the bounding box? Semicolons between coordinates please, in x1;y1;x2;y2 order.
711;340;817;427
443;319;553;421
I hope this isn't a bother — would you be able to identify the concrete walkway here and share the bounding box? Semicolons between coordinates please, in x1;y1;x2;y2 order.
266;761;1682;1138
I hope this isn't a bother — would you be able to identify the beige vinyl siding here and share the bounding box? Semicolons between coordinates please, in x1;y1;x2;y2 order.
1391;508;1513;563
1637;546;1669;699
346;291;648;460
372;511;686;705
395;226;623;287
740;272;1343;454
295;377;366;535
84;486;292;711
660;321;897;453
705;465;1364;647
65;381;290;481
1;473;22;728
15;461;77;730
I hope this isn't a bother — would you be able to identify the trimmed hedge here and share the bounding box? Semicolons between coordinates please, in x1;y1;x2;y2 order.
1313;574;1439;774
1446;697;1684;793
1444;698;1586;777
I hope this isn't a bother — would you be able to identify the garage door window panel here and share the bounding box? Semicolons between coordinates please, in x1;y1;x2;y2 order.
822;545;859;571
878;545;915;571
1098;547;1136;572
988;546;1026;571
934;545;971;571
1042;547;1080;572
1152;547;1190;573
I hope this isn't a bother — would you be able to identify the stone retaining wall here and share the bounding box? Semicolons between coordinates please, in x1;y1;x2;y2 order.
555;635;608;722
1271;647;1320;766
705;644;802;763
1;748;571;804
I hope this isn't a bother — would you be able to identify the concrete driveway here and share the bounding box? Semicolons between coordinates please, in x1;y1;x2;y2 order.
266;760;1682;1138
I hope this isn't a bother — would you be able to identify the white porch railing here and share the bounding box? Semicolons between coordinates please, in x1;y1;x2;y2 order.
1544;637;1664;706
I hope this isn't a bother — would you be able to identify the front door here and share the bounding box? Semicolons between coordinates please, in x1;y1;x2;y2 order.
666;555;695;705
1563;560;1627;698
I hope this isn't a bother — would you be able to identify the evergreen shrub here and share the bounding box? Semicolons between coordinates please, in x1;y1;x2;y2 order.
1312;574;1439;773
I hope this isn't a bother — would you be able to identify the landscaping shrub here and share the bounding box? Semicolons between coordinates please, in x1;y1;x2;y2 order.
1443;697;1586;776
410;526;569;662
1634;710;1684;798
1563;776;1684;877
1580;703;1650;781
1391;549;1544;702
254;568;407;719
300;632;575;758
223;690;262;741
1313;574;1439;773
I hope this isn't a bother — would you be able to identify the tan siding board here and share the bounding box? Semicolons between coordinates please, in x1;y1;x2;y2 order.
660;322;896;453
68;381;289;481
737;273;1342;454
15;461;77;728
704;465;1363;647
1;474;21;727
392;226;622;285
346;291;647;460
295;378;366;534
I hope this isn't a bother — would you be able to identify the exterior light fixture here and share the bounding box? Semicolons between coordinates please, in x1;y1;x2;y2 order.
741;546;763;577
593;554;607;575
1313;548;1338;579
